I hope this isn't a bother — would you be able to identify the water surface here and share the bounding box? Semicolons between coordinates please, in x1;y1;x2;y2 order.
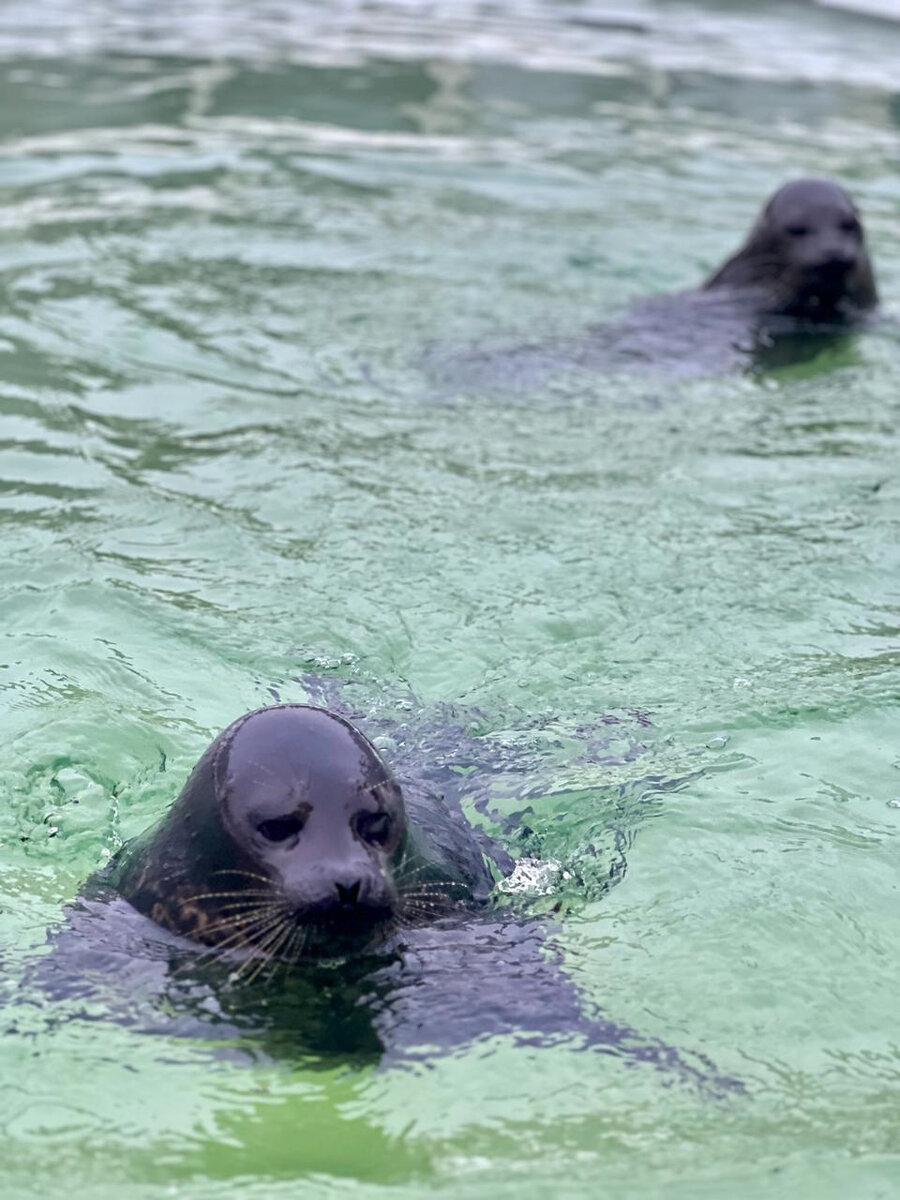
2;2;900;1197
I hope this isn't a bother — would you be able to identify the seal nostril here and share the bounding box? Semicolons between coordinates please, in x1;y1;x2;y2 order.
335;880;361;907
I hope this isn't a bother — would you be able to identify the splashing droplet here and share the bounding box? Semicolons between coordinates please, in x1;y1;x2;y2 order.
497;857;561;896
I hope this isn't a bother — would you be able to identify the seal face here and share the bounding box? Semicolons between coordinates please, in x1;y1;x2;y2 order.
703;178;878;321
106;705;468;968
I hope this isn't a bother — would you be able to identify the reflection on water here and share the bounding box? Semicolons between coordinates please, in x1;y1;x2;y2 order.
1;2;900;1198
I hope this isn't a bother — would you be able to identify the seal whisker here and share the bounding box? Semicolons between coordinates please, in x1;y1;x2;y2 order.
210;868;274;886
273;922;302;974
400;888;463;908
397;882;467;903
182;889;274;904
399;879;467;893
392;860;437;885
171;910;284;977
282;923;308;968
240;928;289;987
400;898;446;914
236;915;293;984
198;905;285;934
191;907;283;945
255;918;297;983
398;893;458;909
210;898;283;914
204;911;287;971
205;897;286;923
292;925;309;966
200;899;285;933
399;899;454;924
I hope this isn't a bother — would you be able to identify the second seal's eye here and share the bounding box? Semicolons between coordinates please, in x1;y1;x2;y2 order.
256;813;305;842
786;224;810;238
356;811;391;847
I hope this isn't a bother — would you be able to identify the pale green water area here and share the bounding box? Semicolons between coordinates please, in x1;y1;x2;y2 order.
2;0;900;1196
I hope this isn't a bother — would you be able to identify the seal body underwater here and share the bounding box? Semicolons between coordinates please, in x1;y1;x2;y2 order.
104;703;496;969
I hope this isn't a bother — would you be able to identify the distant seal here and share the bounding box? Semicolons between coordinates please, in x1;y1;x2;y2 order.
703;178;878;322
425;177;880;392
105;704;495;970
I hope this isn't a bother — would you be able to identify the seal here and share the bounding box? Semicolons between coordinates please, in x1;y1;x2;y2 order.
104;703;496;970
703;177;878;322
32;694;742;1095
425;177;880;392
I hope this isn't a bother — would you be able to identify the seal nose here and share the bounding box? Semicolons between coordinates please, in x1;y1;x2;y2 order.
818;242;856;272
335;879;362;907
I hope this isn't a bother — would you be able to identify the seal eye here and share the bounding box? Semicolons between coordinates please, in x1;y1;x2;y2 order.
256;813;305;843
786;224;810;238
839;218;860;236
356;811;391;847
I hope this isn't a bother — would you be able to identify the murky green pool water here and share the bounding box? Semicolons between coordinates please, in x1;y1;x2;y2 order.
2;1;900;1197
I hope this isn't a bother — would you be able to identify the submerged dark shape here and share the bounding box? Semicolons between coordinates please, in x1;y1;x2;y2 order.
103;704;494;969
703;178;878;323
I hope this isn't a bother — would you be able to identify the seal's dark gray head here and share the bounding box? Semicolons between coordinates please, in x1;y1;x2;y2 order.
215;705;405;930
704;178;878;319
109;704;414;963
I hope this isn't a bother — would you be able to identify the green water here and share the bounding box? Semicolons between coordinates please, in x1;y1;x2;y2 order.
2;1;900;1196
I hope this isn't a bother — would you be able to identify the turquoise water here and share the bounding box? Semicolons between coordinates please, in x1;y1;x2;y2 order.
2;1;900;1196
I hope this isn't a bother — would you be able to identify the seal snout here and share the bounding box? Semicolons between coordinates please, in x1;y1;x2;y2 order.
805;240;858;278
321;868;393;917
335;879;362;907
278;861;396;926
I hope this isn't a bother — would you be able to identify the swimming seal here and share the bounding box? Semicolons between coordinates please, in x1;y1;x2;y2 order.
426;177;879;392
703;178;878;322
105;704;495;966
32;694;743;1095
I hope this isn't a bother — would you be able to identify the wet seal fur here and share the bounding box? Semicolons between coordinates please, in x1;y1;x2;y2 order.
703;177;878;324
104;703;496;972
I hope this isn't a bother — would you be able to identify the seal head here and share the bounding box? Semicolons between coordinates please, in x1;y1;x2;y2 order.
108;705;432;962
704;178;878;321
